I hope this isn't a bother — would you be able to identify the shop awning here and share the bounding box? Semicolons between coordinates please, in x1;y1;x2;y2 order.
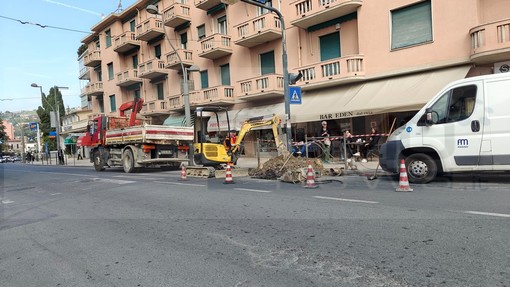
291;66;472;123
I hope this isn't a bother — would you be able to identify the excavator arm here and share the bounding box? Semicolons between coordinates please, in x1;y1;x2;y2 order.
231;114;287;155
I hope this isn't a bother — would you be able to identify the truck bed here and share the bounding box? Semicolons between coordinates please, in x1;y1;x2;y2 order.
105;124;194;145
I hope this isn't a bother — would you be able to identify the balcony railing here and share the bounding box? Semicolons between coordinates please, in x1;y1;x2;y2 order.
190;86;235;105
82;82;104;97
470;18;510;64
136;17;164;42
116;68;142;87
234;14;282;48
165;49;194;70
239;74;284;101
290;0;362;29
199;33;232;59
114;31;140;53
138;59;168;79
297;55;365;87
79;66;90;80
83;50;101;67
143;100;168;115
168;95;183;110
162;3;191;28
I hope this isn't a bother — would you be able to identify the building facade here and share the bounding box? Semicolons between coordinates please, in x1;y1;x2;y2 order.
79;0;510;155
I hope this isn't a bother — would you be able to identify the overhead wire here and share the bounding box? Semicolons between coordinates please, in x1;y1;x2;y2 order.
0;15;90;34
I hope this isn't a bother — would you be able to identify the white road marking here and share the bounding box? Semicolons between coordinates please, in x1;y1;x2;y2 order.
91;178;136;185
1;200;15;204
313;196;379;204
464;211;510;218
50;193;62;196
234;188;272;193
39;171;92;177
154;181;206;187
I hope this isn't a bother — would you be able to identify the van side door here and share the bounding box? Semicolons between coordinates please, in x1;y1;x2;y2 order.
421;82;485;171
482;77;510;168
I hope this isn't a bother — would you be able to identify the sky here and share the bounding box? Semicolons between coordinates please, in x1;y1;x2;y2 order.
0;0;138;113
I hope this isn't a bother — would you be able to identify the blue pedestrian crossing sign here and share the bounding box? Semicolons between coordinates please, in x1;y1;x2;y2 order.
289;87;302;104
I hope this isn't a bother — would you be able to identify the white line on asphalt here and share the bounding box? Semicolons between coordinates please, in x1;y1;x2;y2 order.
91;178;136;185
313;196;379;204
464;211;510;218
1;200;15;204
154;181;206;187
234;188;272;193
39;171;92;177
50;193;62;196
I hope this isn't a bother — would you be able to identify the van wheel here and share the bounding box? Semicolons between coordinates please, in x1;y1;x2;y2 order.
93;150;105;171
123;149;136;173
405;153;437;184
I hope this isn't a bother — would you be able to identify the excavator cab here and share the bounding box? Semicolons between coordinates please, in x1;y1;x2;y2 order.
193;106;236;167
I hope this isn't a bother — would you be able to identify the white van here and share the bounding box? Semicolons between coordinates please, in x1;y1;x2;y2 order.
379;72;510;183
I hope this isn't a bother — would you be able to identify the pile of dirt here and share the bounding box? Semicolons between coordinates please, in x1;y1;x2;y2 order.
249;155;325;180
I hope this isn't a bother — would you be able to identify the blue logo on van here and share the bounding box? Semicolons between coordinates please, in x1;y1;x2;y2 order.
457;139;469;148
406;126;413;133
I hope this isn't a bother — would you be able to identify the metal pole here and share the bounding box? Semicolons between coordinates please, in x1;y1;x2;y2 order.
241;0;292;152
36;123;41;161
55;90;61;165
20;124;26;164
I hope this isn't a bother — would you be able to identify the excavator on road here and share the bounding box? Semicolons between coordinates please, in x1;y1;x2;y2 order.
187;106;289;177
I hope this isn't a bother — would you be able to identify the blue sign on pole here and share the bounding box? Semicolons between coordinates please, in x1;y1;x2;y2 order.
289;86;302;104
29;122;38;131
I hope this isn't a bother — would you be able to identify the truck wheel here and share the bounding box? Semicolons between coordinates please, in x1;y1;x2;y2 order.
93;150;105;171
405;153;437;184
123;149;136;173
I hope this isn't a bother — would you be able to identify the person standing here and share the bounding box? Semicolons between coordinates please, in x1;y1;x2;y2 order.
317;121;331;163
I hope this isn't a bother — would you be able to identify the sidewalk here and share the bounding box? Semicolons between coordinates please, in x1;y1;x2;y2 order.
26;156;383;176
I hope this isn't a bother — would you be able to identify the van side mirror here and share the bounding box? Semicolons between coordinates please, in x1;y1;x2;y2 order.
425;108;434;126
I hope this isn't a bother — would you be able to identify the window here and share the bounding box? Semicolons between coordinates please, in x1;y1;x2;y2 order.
94;65;102;81
132;55;138;69
157;83;164;100
109;95;116;112
197;25;206;40
260;51;275;75
200;70;209;89
129;20;136;32
107;63;114;80
155;44;162;59
95;40;100;50
98;96;104;113
105;29;112;48
217;15;227;34
180;33;188;49
134;89;141;101
220;64;230;86
257;0;272;16
391;1;432;50
319;32;341;61
428;85;477;124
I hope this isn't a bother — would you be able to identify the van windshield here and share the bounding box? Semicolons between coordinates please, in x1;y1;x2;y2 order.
428;85;477;124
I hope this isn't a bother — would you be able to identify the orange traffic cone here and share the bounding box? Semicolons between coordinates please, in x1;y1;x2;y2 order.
224;163;234;184
304;162;318;189
396;159;413;192
179;165;188;181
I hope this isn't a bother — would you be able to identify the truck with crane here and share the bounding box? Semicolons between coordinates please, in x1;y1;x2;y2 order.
81;99;194;173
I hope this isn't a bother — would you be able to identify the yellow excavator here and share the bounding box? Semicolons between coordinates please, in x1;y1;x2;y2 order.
189;106;287;176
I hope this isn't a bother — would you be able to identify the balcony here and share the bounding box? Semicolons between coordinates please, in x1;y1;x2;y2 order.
239;74;284;101
162;3;191;28
138;59;168;79
190;86;235;105
113;31;140;53
79;66;90;80
142;100;169;116
82;82;104;97
290;0;362;29
470;18;510;64
116;68;143;87
234;14;282;48
199;33;232;60
297;55;364;88
83;50;101;67
195;0;223;11
165;49;194;70
136;17;164;42
167;95;184;111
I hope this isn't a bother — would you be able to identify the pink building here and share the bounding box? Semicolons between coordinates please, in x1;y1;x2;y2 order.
79;0;510;155
3;120;14;141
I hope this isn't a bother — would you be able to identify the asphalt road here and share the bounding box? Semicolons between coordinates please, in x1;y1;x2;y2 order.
1;163;509;287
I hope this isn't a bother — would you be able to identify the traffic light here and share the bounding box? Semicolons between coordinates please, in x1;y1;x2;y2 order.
288;72;302;85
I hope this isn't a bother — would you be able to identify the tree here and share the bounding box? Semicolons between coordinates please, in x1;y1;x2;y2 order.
0;114;8;152
36;87;65;152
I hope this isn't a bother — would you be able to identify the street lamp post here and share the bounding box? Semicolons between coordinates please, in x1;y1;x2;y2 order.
146;4;198;166
31;83;68;164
